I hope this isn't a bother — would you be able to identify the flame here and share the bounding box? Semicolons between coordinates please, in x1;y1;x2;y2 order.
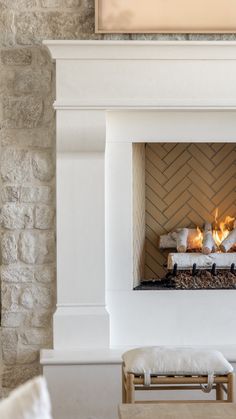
212;209;235;247
192;226;203;248
214;208;219;225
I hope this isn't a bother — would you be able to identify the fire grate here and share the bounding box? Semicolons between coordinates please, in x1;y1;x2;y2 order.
134;263;236;290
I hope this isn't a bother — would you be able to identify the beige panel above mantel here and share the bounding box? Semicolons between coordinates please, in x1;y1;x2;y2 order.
96;0;236;33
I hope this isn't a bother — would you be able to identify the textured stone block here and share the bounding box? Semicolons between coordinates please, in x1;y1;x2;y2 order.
33;284;54;309
0;68;15;94
78;0;95;33
1;328;18;365
0;388;11;399
15;11;94;45
34;265;56;283
16;346;39;364
42;96;55;124
18;232;36;264
3;97;43;128
1;0;38;7
21;186;53;204
0;3;15;47
1;283;21;312
1;283;35;311
35;204;55;229
130;34;188;40
39;0;78;6
32;151;55;181
1;281;54;312
12;68;52;95
21;327;52;346
32;46;53;67
188;34;236;41
18;231;55;264
2;364;40;388
1;265;34;283
2;186;20;202
39;0;81;7
1;48;32;65
1;232;18;264
1;312;24;328
0;127;54;148
1;203;34;229
20;287;34;309
15;0;38;7
1;148;32;183
30;309;52;328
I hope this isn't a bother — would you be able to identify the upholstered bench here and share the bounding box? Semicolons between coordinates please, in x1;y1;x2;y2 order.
122;347;234;403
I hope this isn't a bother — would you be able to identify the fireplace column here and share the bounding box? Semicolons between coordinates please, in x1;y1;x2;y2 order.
54;108;109;349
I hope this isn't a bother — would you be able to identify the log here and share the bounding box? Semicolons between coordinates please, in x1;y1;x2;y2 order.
159;229;200;250
202;223;216;255
159;232;177;249
168;252;236;270
202;231;216;254
204;222;212;232
220;228;236;252
177;228;189;253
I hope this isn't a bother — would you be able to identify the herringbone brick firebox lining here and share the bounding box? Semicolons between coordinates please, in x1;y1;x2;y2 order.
143;143;236;280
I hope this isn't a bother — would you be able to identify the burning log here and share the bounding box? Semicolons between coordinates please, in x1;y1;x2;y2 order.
220;228;236;252
168;252;236;270
177;228;188;252
204;222;212;232
159;229;200;250
202;232;215;254
202;223;216;255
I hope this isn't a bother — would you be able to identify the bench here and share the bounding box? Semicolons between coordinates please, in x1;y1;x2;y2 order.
122;347;234;403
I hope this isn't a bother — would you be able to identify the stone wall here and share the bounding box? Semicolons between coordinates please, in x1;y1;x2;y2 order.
0;0;235;395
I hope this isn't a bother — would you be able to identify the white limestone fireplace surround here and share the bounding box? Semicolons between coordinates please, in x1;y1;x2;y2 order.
41;41;236;419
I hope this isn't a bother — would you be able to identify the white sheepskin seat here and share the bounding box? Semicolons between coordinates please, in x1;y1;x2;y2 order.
123;347;233;376
0;376;52;419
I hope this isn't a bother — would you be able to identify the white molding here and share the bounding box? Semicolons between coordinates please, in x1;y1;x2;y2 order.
54;100;236;110
44;40;236;60
57;303;107;308
53;305;110;349
40;345;236;365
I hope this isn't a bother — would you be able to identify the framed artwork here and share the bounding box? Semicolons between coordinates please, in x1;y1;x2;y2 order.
95;0;236;33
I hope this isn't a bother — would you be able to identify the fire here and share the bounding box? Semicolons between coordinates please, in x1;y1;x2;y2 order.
212;209;235;247
193;226;203;248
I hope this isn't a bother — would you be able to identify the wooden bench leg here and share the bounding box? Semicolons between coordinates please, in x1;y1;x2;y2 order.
216;383;224;401
227;373;235;402
122;366;126;403
126;373;135;403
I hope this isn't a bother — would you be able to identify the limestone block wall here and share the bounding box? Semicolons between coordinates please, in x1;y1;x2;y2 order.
0;0;235;396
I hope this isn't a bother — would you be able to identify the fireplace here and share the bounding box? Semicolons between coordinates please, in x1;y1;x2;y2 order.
41;40;236;419
132;142;236;290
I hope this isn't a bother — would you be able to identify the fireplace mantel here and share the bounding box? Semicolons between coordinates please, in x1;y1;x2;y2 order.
41;40;236;419
46;40;236;110
42;40;236;350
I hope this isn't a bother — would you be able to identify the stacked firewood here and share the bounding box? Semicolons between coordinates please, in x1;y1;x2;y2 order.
160;222;236;254
159;221;236;270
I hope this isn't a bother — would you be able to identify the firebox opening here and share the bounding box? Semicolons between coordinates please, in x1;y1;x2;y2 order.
133;143;236;290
